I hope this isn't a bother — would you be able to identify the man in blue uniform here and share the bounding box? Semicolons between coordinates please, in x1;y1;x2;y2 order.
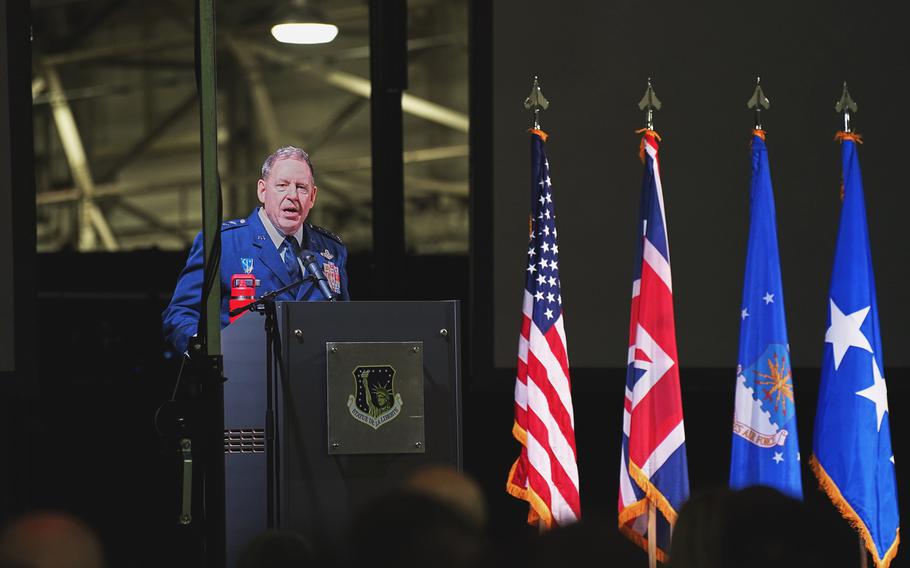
163;146;349;353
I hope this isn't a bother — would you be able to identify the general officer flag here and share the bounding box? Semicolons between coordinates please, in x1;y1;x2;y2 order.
506;128;581;528
618;130;689;562
811;133;899;568
730;131;802;499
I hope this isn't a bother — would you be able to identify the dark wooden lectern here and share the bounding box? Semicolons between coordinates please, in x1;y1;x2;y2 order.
222;301;462;566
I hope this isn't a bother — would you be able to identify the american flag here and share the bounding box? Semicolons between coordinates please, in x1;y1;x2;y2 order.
506;129;581;528
618;131;689;561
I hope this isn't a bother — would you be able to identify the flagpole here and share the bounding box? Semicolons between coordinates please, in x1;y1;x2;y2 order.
524;75;549;130
648;501;657;568
747;76;770;130
510;74;582;532
638;77;661;131
526;77;550;540
640;77;660;568
837;81;868;568
835;81;857;134
858;537;869;568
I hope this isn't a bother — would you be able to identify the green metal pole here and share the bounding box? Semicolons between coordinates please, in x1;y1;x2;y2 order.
197;0;225;565
199;0;221;357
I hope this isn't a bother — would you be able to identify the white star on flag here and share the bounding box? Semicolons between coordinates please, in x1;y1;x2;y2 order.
856;358;889;432
527;264;536;274
773;452;784;464
741;308;749;320
825;299;873;370
544;308;554;320
763;292;774;304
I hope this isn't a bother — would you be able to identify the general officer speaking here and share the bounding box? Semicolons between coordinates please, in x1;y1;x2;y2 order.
162;145;350;354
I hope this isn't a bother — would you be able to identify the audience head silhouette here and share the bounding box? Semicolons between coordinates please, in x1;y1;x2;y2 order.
0;511;105;568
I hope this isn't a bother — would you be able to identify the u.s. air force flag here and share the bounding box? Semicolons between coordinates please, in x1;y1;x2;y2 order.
811;133;899;568
730;131;802;500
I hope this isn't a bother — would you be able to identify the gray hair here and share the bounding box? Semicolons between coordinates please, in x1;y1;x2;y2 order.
261;145;316;182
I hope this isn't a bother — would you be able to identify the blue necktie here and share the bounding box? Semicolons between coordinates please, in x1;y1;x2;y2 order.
282;236;303;282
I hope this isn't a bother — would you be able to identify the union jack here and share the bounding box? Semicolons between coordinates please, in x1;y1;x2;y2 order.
506;128;581;528
618;131;689;561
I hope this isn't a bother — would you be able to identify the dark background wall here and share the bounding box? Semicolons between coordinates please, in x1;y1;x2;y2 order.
477;0;909;564
491;0;910;369
1;0;35;379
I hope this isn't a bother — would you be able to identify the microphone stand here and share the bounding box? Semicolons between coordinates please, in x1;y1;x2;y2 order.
229;275;314;529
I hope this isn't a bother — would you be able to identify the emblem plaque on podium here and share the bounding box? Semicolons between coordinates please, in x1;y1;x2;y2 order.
326;341;426;454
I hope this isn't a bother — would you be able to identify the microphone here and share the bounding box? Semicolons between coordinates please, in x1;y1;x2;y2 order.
301;251;336;301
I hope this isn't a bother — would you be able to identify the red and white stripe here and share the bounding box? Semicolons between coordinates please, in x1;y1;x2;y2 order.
509;291;581;526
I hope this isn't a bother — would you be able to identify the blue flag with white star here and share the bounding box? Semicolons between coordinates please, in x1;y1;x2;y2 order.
730;132;802;499
812;135;899;568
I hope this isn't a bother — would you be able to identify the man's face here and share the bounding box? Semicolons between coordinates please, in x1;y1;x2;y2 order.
257;157;318;235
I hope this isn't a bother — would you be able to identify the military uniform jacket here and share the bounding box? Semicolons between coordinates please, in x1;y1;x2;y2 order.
163;208;350;353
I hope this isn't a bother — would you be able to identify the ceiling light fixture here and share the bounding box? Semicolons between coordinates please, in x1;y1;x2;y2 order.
271;0;338;45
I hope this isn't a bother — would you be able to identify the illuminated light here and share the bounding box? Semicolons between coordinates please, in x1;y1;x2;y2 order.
270;22;338;44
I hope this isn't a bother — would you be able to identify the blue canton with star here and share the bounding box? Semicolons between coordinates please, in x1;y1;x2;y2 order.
525;135;564;333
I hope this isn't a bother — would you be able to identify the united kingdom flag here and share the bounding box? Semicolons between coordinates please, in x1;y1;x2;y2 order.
618;131;689;561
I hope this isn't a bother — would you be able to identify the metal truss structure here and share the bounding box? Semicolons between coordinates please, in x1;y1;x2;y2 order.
31;0;468;253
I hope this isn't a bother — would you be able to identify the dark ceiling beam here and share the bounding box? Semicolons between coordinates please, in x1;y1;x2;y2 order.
44;0;132;52
305;96;368;154
102;196;192;247
97;91;197;182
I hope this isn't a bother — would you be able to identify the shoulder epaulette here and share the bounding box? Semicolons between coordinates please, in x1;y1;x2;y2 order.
221;218;249;231
309;223;344;245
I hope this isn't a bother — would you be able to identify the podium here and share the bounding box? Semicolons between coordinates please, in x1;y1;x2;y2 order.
222;301;462;565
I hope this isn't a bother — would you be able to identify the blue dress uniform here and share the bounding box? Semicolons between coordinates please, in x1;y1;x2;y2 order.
163;208;349;353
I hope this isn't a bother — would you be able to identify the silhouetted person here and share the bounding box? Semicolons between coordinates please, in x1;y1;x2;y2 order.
401;464;488;531
521;514;643;568
236;530;315;568
670;486;825;568
0;512;104;568
346;490;486;568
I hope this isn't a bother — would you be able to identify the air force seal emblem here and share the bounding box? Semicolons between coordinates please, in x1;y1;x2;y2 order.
733;344;793;448
347;365;402;429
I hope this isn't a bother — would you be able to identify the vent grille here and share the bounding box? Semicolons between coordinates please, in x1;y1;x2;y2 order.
224;428;265;454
